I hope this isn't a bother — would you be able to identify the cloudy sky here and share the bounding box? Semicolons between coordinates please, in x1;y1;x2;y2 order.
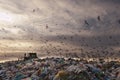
0;0;120;58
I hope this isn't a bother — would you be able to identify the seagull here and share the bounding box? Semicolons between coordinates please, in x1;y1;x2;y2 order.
84;20;89;25
33;9;35;12
97;16;101;21
118;19;120;24
109;36;112;39
46;24;48;29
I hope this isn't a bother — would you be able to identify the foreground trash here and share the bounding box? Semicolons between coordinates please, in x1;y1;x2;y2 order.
0;58;120;80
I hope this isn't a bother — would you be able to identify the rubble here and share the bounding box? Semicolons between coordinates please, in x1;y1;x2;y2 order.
0;57;119;80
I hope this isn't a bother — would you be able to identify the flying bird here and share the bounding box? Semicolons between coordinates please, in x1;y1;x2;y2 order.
33;9;35;12
46;24;48;29
84;20;89;25
118;19;120;24
97;16;101;21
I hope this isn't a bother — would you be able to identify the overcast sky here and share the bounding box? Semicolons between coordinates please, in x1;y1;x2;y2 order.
0;0;120;58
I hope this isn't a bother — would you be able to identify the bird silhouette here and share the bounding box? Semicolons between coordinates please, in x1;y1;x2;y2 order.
45;24;48;29
84;20;89;25
33;9;35;12
97;16;101;21
118;19;120;24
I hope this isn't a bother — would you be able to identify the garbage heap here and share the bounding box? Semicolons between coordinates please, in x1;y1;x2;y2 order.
0;58;120;80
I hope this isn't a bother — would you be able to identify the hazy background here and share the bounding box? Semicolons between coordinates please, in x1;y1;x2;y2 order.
0;0;120;60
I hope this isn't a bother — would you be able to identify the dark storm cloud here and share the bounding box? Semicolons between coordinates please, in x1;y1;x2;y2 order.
0;0;119;38
0;0;120;57
99;0;120;3
46;34;120;47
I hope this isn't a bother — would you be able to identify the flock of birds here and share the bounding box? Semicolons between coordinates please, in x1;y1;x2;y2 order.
36;15;120;59
0;8;120;59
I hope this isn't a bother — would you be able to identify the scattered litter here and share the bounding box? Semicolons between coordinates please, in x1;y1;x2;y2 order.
0;57;119;80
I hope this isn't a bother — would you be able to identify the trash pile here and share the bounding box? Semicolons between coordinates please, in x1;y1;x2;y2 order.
0;58;120;80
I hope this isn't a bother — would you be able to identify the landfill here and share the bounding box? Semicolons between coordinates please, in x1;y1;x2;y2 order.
0;57;120;80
